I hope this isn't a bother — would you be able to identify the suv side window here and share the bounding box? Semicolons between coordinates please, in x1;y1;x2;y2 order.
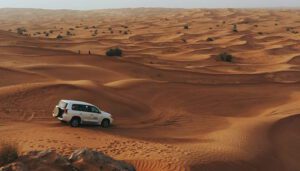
72;104;86;112
87;105;100;114
72;104;99;113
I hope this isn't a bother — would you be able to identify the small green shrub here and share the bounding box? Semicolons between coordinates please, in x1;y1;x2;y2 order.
106;48;123;57
0;142;19;166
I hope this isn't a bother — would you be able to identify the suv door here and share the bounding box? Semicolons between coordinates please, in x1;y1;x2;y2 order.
71;104;89;122
86;105;102;124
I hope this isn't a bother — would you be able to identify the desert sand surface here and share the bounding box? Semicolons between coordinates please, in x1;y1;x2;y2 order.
0;8;300;171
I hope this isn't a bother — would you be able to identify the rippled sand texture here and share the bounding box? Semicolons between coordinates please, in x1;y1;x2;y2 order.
0;8;300;171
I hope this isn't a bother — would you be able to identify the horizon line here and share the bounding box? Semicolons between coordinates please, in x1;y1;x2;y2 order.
1;6;300;11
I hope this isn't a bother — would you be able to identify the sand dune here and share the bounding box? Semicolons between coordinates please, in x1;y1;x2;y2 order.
0;8;300;171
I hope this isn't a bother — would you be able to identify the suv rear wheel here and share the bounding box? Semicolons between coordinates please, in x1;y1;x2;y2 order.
101;119;110;128
70;118;81;127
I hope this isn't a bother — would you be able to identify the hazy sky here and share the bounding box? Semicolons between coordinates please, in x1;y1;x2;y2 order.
0;0;299;10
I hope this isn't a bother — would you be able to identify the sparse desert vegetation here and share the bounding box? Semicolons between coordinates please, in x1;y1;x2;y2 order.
16;27;27;35
217;52;234;62
232;24;238;32
206;37;214;41
0;142;19;166
56;34;63;39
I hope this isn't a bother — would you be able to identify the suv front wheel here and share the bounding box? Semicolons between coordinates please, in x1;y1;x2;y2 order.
101;119;110;128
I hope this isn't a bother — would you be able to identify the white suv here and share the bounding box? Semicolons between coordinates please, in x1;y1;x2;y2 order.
52;100;113;128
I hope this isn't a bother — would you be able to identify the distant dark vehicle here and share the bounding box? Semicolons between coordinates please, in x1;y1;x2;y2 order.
106;48;122;57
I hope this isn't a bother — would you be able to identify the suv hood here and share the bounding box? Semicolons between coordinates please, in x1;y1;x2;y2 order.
101;111;112;118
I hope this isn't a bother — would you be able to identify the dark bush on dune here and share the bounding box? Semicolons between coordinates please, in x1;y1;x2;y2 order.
184;25;189;29
16;27;27;35
0;142;19;166
217;52;234;62
206;37;214;42
106;48;123;57
56;34;63;39
232;24;238;32
66;31;72;36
